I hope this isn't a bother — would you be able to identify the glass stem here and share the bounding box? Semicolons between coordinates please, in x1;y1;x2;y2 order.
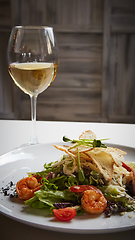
30;95;38;145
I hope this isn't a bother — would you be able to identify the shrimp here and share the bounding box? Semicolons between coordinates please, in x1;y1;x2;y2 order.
81;187;107;215
16;176;42;200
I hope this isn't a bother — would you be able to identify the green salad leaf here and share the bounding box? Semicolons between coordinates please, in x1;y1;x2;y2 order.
63;136;109;148
25;189;79;209
77;148;85;183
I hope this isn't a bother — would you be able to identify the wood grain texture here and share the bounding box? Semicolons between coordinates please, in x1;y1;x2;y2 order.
22;99;101;122
0;31;15;119
0;0;135;123
101;0;111;122
109;34;135;117
0;0;11;30
111;0;135;33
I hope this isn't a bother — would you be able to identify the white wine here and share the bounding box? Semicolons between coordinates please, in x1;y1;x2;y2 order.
8;62;58;96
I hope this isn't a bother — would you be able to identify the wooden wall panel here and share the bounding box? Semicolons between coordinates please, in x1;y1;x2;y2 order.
56;32;102;45
50;73;101;89
0;0;14;119
0;0;11;29
108;34;135;123
102;0;135;123
22;100;101;122
111;0;135;33
108;0;135;123
0;0;135;123
38;87;101;103
0;31;15;119
14;0;103;122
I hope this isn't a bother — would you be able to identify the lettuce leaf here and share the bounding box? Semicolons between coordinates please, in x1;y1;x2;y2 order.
24;189;78;210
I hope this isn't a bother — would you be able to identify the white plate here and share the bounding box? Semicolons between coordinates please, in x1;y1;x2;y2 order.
0;142;135;234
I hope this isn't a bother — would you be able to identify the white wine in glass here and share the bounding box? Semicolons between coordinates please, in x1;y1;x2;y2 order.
7;26;59;145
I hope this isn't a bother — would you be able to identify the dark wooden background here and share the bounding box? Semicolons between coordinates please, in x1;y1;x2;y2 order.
0;0;135;123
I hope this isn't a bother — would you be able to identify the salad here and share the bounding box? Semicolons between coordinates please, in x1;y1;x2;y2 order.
15;130;135;221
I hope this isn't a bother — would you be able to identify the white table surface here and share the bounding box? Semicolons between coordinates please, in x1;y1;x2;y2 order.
0;120;135;239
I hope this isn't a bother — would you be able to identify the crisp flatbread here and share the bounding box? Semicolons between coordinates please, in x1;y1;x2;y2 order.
53;144;74;156
85;148;114;181
53;130;127;182
79;130;96;140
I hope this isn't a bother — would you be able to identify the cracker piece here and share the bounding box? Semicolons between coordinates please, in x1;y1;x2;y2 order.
79;130;96;140
107;147;126;155
86;148;114;181
106;147;126;167
53;144;74;156
79;152;94;161
68;144;93;154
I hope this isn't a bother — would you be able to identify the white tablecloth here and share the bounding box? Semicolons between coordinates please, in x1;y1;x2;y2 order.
0;120;135;239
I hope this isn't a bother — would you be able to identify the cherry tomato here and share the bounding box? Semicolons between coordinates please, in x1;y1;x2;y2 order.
53;207;76;221
69;185;102;194
33;174;42;182
33;174;37;178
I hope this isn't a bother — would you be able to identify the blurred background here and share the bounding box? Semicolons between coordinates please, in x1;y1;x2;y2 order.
0;0;135;123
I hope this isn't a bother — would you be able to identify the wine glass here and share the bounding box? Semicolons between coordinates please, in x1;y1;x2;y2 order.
7;26;59;145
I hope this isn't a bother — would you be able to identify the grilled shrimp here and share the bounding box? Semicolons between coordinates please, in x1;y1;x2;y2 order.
16;176;42;200
81;187;107;214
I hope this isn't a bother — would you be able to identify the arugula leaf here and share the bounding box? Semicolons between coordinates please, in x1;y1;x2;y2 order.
63;136;108;148
93;139;107;148
77;148;85;183
49;175;68;190
67;176;79;187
